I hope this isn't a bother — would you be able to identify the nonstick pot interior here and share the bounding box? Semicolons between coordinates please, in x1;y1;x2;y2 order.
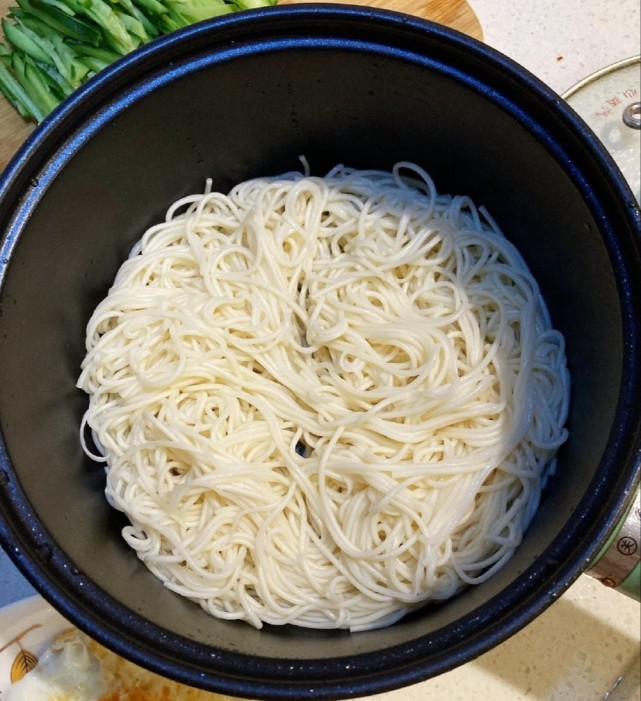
1;6;640;700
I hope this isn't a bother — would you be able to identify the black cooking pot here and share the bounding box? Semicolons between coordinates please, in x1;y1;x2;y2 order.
1;6;640;700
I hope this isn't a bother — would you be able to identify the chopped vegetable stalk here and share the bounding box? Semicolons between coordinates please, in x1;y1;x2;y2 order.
10;16;90;87
74;0;140;53
233;0;271;8
0;59;44;117
2;17;51;62
16;0;102;45
5;51;58;117
34;57;71;96
163;0;233;24
66;38;120;61
0;0;277;123
130;0;168;18
78;53;108;70
115;9;151;42
22;55;61;112
114;0;159;38
35;0;77;17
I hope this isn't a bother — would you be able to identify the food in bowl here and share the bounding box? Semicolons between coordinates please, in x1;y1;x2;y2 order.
6;627;243;700
77;161;570;631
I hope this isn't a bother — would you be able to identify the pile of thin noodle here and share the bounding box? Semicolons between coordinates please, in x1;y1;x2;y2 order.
78;162;570;631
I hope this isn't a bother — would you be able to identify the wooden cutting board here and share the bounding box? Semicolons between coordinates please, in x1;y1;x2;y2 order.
0;0;481;172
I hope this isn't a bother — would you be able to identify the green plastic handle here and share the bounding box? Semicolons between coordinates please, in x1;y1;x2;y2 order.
618;563;641;600
587;488;641;601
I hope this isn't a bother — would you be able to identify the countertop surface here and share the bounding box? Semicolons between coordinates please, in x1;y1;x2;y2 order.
1;0;640;699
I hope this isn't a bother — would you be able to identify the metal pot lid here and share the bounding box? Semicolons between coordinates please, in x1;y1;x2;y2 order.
564;56;641;203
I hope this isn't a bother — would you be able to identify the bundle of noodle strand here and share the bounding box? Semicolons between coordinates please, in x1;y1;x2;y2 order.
78;162;569;630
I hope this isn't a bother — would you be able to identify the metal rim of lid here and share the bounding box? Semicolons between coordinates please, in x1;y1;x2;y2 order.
562;55;640;100
565;56;641;601
563;54;641;205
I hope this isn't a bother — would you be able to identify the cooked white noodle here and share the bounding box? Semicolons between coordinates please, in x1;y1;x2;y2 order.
78;163;569;630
